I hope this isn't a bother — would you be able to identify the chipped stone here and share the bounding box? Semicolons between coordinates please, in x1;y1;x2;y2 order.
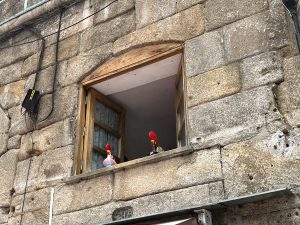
222;132;300;198
253;128;300;159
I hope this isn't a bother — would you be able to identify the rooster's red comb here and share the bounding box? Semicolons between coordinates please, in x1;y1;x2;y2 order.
148;131;158;141
106;144;111;150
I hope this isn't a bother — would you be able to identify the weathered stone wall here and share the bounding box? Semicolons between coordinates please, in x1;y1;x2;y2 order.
0;0;299;224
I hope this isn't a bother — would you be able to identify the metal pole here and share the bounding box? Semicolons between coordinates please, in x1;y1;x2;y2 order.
48;188;54;225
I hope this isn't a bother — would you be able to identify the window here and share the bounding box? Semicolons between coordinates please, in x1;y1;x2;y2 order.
75;43;187;174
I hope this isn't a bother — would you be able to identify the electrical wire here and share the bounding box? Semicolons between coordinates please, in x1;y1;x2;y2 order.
39;8;63;122
19;112;37;225
19;157;32;225
22;25;46;89
0;0;119;50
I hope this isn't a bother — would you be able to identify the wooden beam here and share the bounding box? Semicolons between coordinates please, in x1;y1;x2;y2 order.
75;85;86;175
82;42;184;87
82;90;95;173
94;119;120;138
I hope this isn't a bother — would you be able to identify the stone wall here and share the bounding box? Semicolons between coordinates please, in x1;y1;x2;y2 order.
0;0;300;224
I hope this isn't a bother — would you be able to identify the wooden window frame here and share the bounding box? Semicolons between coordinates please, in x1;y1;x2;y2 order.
175;58;187;147
75;42;188;175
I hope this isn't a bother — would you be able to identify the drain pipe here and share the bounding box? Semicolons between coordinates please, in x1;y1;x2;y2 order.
0;0;83;37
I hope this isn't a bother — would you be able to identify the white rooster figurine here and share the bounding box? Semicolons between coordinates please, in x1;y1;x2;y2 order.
103;143;117;167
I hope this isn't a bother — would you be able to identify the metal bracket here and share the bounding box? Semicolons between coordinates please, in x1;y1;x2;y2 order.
195;209;212;225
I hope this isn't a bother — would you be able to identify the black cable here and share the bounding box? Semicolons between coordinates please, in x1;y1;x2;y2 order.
39;8;63;122
20;112;37;225
19;157;32;225
23;25;46;89
0;0;119;50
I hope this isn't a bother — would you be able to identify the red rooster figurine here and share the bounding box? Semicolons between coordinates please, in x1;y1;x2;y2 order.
149;131;164;155
103;144;117;167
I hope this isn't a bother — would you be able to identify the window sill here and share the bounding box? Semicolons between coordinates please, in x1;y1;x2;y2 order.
65;146;193;184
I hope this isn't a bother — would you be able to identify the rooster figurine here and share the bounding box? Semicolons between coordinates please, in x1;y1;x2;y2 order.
149;131;164;155
103;144;117;167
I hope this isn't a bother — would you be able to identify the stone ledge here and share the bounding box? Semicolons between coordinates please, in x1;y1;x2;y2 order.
64;146;194;184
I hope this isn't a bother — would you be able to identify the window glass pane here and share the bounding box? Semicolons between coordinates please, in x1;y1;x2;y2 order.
94;125;119;155
94;125;107;149
95;101;108;124
107;107;120;131
91;150;105;170
108;133;119;156
95;101;120;131
93;125;100;147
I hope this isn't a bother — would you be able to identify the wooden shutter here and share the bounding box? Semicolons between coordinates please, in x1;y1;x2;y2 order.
82;88;125;173
175;59;187;147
